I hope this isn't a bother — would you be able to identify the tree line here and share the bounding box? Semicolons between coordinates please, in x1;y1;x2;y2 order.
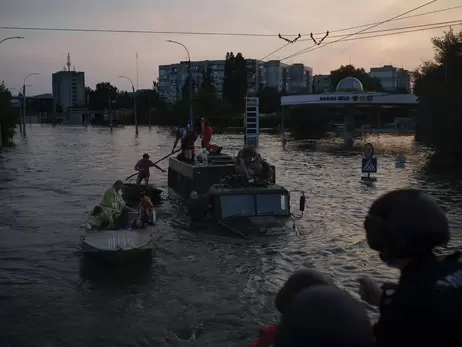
412;28;462;171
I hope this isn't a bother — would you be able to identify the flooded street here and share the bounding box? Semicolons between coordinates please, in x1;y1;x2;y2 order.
1;125;461;347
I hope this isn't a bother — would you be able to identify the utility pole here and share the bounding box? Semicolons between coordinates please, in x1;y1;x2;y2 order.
22;73;39;136
166;40;193;127
119;75;138;136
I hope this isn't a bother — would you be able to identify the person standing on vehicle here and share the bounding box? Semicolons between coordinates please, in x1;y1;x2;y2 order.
358;188;462;346
172;124;188;154
200;117;221;154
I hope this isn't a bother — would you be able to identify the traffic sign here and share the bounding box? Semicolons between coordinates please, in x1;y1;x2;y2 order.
364;143;374;158
10;99;20;108
362;157;377;173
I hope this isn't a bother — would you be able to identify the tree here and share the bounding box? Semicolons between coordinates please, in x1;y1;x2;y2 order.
201;61;215;92
222;52;248;112
88;82;118;110
258;87;281;114
193;88;234;120
412;28;462;169
0;82;19;147
330;64;383;92
223;52;235;103
234;53;248;112
181;76;197;102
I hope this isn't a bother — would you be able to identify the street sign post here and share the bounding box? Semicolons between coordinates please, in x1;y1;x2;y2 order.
361;142;378;182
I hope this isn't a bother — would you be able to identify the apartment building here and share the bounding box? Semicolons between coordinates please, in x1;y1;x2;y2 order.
288;63;313;93
369;65;411;92
313;74;331;92
52;54;86;110
158;59;313;101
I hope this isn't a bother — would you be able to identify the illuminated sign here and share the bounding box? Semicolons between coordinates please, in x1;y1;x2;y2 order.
319;95;373;101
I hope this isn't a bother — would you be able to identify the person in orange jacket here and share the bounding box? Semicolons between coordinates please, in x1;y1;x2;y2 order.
250;269;334;347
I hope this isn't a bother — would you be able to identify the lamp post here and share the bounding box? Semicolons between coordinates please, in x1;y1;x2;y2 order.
22;73;39;136
1;37;24;142
166;40;193;127
0;36;24;45
119;76;138;136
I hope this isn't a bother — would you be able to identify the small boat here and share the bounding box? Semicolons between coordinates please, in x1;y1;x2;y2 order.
80;209;156;263
123;183;162;204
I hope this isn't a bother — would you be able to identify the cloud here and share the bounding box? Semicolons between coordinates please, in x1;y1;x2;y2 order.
1;0;461;94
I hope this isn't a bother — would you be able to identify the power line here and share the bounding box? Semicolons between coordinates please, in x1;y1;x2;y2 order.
283;22;460;62
260;43;291;61
0;3;459;39
301;19;462;41
310;4;462;35
259;18;461;61
280;0;440;61
0;25;277;37
282;21;460;61
325;22;460;43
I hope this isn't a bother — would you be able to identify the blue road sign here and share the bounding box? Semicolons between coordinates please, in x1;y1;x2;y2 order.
10;99;20;108
362;157;377;173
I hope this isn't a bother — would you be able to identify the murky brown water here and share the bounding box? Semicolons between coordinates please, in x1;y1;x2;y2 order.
1;125;461;346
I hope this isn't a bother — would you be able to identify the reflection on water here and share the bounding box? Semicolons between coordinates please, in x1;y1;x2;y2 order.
1;125;461;346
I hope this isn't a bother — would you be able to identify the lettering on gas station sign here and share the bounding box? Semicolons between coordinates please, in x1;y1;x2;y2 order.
319;95;373;101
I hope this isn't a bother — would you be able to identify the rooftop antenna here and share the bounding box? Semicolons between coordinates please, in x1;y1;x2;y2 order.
66;53;71;72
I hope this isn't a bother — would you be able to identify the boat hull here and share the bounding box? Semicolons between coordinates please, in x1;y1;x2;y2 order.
81;241;154;263
81;227;155;263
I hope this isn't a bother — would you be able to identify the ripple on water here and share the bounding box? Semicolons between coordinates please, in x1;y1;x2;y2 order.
1;125;461;346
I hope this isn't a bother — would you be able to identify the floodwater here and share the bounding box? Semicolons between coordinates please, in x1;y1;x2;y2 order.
1;125;461;347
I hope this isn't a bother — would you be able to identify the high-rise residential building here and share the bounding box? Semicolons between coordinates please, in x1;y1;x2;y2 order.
288;63;313;93
158;59;313;101
313;74;331;92
264;60;289;92
52;53;86;110
158;60;227;102
369;65;410;92
158;59;266;102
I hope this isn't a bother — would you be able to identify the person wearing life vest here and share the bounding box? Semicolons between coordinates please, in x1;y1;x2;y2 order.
200;117;222;154
359;188;462;346
250;269;334;347
99;180;129;229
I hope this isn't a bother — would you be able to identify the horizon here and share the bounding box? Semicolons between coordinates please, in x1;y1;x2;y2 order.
1;0;461;95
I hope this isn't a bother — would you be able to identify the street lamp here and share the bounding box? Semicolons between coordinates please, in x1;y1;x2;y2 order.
22;73;39;136
0;36;24;45
119;75;138;136
166;39;193;127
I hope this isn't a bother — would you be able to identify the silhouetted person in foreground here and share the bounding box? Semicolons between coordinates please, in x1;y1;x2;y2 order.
359;188;462;346
250;269;334;347
274;285;375;347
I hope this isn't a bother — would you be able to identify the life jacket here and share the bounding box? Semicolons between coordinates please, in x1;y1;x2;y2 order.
250;325;277;347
